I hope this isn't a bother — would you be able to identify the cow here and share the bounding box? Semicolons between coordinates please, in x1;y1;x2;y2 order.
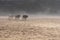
15;15;21;20
22;15;28;21
8;15;14;20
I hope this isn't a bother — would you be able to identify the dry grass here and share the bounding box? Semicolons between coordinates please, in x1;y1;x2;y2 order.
0;18;60;40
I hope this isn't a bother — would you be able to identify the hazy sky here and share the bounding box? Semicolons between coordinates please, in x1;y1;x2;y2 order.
0;0;60;16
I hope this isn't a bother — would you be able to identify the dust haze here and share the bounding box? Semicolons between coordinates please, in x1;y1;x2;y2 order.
0;0;60;18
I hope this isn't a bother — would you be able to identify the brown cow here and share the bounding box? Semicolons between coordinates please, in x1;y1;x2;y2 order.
15;15;21;20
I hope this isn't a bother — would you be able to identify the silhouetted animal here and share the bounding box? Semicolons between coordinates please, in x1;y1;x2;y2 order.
15;15;20;20
22;15;28;20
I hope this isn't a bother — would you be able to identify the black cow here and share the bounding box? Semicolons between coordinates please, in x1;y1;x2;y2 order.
22;15;28;20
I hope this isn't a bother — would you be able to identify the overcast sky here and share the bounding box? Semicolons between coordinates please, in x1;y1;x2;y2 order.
0;0;60;16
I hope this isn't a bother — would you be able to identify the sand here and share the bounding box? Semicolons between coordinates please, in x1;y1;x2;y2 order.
0;18;60;40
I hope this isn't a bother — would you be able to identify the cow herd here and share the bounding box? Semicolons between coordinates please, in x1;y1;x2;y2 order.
8;15;28;21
